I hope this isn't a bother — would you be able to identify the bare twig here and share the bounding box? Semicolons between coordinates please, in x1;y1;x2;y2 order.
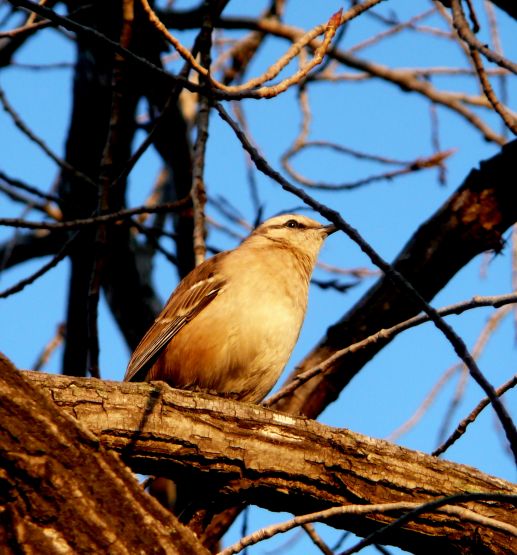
0;232;76;299
0;18;51;37
0;170;60;203
282;141;455;190
32;323;66;371
339;493;517;555
386;365;459;442
433;374;517;457
428;98;447;185
347;7;438;54
219;493;517;555
266;292;517;407
302;523;334;555
438;305;512;442
0;198;191;231
468;46;517;134
215;15;506;142
388;305;511;442
140;0;349;98
450;0;517;75
0;87;96;188
0;181;60;220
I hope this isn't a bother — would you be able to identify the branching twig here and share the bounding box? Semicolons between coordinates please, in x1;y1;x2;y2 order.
450;0;517;75
282;141;455;190
338;493;517;555
219;493;517;555
433;374;517;457
141;1;378;98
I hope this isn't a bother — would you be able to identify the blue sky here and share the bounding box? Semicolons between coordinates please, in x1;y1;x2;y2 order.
1;1;515;553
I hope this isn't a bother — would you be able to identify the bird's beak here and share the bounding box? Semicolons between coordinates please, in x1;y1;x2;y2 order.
323;223;337;236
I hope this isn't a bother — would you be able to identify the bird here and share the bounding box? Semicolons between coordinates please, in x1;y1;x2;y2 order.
124;214;336;403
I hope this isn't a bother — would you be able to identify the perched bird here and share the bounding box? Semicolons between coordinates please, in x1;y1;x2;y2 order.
125;214;336;403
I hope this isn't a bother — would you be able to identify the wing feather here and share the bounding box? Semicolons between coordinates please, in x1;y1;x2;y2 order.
124;253;227;382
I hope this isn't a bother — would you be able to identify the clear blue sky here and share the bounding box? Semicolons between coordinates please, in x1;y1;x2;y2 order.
1;1;515;553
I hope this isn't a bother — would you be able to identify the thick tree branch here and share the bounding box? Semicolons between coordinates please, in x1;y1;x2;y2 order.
24;371;517;555
0;230;63;270
0;355;208;554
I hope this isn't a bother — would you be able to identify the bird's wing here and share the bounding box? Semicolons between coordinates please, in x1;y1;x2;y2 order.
124;253;227;382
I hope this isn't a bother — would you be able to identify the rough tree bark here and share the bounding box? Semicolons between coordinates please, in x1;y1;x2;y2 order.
20;370;517;555
0;355;209;554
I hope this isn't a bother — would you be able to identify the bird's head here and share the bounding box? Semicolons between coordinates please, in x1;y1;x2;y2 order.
246;214;337;261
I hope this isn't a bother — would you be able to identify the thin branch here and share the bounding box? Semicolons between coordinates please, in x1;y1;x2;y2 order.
219;493;517;555
302;523;334;555
0;169;60;203
389;304;511;442
347;7;438;53
0;17;51;37
213;15;506;142
450;0;517;75
131;220;178;266
437;305;512;442
428;97;447;185
141;1;376;97
8;0;511;148
0;197;190;231
0;181;60;219
32;322;66;371
433;373;517;457
339;493;517;555
265;292;517;407
386;364;459;442
468;46;517;134
282;141;455;190
0;232;76;299
0;86;96;188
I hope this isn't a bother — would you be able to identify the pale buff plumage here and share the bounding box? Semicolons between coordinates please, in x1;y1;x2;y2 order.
124;214;336;402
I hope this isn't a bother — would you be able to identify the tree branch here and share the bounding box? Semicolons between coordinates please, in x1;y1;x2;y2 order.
24;371;517;555
0;355;208;554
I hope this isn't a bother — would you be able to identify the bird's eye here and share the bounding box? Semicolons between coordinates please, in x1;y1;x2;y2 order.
285;219;303;229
